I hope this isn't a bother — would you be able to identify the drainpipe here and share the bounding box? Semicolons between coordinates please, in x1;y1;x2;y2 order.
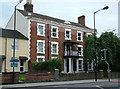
47;24;49;60
4;37;7;73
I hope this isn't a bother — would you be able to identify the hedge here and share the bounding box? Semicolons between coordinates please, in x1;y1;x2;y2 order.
32;58;62;72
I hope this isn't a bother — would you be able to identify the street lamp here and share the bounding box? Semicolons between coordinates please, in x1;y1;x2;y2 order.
13;0;23;83
94;6;109;82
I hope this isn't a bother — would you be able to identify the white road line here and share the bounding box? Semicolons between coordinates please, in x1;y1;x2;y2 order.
96;85;104;89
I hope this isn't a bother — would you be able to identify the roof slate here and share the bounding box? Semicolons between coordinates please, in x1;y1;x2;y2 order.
0;28;28;40
17;9;92;29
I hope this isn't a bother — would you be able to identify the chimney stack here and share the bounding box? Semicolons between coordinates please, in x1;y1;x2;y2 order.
24;0;33;12
78;15;85;26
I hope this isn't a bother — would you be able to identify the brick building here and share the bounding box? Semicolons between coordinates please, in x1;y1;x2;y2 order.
6;0;93;73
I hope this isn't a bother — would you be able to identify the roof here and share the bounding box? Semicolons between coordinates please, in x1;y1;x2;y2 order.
0;28;28;40
17;9;93;30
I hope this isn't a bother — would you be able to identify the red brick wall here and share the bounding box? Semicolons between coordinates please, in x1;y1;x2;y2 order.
30;21;87;62
2;73;19;84
26;73;50;82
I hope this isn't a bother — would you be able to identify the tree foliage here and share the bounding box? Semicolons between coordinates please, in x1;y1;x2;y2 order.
84;32;120;71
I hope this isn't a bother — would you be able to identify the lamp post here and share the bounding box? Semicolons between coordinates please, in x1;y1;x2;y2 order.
94;6;109;82
12;0;23;83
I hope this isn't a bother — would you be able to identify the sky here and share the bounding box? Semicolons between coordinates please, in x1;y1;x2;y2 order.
0;0;119;37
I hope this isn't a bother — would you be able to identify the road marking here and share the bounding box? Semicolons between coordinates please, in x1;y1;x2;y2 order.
96;85;104;89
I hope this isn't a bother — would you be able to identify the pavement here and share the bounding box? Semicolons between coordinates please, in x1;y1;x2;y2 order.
1;79;119;89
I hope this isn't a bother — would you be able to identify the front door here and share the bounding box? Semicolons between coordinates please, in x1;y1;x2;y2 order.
20;60;25;73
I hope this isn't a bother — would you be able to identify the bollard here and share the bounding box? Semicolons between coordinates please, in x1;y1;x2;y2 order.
55;69;59;80
99;70;103;79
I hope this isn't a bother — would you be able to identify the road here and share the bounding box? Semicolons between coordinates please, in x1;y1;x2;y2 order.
2;81;120;89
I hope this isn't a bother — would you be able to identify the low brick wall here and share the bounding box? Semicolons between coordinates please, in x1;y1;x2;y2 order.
59;73;101;81
26;73;50;83
2;73;19;84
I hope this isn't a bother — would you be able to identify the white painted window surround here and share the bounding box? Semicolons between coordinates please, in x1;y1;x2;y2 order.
37;40;45;54
37;23;45;36
77;45;83;56
65;29;71;40
77;31;83;42
37;56;45;62
51;26;58;38
51;42;59;55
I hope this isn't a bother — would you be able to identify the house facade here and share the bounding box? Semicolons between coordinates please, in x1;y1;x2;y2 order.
6;0;93;73
0;28;28;73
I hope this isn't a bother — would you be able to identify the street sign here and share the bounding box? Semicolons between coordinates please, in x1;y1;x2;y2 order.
10;60;20;62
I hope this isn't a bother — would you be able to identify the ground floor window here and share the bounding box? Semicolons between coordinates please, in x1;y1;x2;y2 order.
11;63;18;68
37;56;45;62
88;62;93;70
78;60;83;71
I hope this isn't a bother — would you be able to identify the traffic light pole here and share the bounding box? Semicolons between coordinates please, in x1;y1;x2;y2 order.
101;49;110;82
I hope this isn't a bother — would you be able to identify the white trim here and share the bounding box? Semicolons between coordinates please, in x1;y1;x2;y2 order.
37;23;45;36
65;29;71;40
28;18;93;33
37;56;45;62
51;56;58;59
37;40;45;54
51;41;59;55
77;45;83;56
77;31;83;42
28;19;31;61
51;26;59;38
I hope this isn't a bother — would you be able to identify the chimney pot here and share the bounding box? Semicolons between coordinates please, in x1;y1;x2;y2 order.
78;15;85;26
24;0;33;12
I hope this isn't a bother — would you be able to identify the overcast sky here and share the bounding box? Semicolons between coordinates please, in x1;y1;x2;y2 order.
0;0;119;36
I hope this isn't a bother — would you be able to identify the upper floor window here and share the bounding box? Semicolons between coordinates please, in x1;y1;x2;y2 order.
77;45;83;56
65;29;71;40
51;26;58;38
37;40;45;54
51;42;58;55
11;40;19;51
77;31;83;42
87;33;92;37
37;56;45;62
37;23;45;36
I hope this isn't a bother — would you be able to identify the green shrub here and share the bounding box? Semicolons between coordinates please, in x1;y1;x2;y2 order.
98;60;107;72
32;58;62;72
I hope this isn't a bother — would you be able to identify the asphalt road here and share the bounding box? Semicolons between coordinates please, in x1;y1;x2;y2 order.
2;81;120;89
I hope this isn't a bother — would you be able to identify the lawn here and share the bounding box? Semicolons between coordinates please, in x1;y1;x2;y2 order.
19;74;26;82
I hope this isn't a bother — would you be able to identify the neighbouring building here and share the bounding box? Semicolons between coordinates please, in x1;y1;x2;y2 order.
0;28;28;73
5;0;93;73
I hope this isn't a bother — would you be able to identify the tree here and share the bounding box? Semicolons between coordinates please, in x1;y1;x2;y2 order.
84;32;120;71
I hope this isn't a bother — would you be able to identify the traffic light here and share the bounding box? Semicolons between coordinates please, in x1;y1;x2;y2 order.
101;50;104;60
106;50;110;59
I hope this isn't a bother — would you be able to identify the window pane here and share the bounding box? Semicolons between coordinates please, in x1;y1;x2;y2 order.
11;40;18;50
66;31;70;39
52;28;57;37
38;25;44;35
78;33;81;41
52;44;57;53
38;58;43;62
38;42;43;52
